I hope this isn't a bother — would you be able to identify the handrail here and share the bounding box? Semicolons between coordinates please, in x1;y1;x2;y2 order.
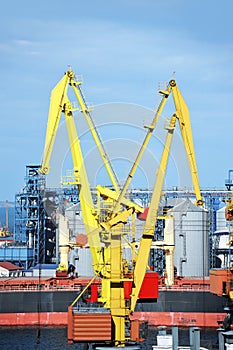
71;275;96;306
159;285;210;291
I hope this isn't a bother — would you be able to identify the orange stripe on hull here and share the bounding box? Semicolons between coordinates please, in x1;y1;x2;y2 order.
131;312;226;328
0;312;67;326
0;311;226;328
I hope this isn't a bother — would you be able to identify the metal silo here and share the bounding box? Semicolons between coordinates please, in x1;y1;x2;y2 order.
216;205;228;231
64;203;94;276
65;203;85;240
73;247;94;277
169;198;209;277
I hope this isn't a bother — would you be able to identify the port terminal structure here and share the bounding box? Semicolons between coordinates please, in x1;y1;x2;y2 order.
0;163;230;272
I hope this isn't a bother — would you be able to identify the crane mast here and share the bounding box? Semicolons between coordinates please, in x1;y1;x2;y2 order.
40;70;203;347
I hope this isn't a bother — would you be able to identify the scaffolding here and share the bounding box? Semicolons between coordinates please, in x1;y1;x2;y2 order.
14;165;80;268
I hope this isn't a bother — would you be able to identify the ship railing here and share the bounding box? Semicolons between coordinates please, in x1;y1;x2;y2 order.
0;279;210;292
0;284;84;292
159;284;210;291
0;284;210;292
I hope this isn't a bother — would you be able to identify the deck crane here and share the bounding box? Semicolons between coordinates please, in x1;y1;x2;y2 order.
40;71;103;277
39;69;144;277
92;79;203;325
40;70;203;347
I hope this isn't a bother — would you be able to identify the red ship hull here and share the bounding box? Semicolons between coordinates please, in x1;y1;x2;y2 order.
0;276;227;328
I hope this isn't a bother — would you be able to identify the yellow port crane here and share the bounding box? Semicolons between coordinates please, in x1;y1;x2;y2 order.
40;69;203;347
40;69;143;279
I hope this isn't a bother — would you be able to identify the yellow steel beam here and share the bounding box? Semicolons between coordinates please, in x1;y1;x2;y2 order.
63;100;105;276
68;71;120;192
130;114;177;312
170;79;203;206
110;230;127;347
40;73;70;174
130;79;203;312
96;185;144;213
110;85;171;215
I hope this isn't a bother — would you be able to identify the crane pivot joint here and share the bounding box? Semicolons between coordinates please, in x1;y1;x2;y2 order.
169;79;176;87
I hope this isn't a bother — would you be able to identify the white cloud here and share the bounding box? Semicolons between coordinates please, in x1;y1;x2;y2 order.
14;39;34;46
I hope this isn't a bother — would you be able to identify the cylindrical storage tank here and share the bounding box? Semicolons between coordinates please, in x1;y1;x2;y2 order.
169;198;209;277
216;205;228;231
64;204;93;276
65;204;85;240
74;247;94;276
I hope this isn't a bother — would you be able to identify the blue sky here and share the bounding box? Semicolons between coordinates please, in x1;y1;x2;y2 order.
1;0;233;201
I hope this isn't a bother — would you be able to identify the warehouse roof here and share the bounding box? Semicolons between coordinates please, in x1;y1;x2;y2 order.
0;262;23;271
33;264;58;270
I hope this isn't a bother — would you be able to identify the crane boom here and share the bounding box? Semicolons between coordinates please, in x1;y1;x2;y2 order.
39;69;122;275
39;71;109;276
111;85;171;215
40;74;69;174
62;100;104;275
170;80;203;206
41;70;119;192
68;72;120;191
130;114;177;311
130;79;203;312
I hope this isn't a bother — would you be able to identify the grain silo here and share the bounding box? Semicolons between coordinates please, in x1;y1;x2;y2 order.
216;205;228;231
69;247;94;276
169;198;209;277
64;203;94;276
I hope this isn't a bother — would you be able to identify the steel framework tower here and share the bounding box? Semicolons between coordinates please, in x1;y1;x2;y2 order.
14;165;57;265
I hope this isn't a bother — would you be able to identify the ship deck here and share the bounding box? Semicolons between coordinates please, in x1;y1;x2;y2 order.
0;276;211;292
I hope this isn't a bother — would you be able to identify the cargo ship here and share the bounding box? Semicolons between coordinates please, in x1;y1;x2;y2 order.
0;274;226;328
1;193;230;330
0;196;229;329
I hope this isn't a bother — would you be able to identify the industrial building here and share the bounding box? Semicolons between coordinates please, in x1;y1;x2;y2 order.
0;163;231;278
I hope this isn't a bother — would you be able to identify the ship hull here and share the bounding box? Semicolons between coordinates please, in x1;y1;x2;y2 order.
0;289;226;328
